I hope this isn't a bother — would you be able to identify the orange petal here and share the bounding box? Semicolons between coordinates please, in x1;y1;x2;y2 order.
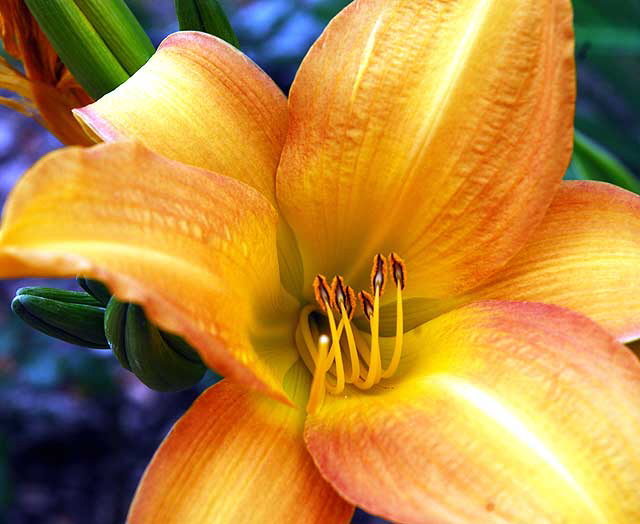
129;380;354;524
277;0;575;298
0;0;94;146
75;31;287;203
0;142;297;402
454;181;640;342
305;301;640;524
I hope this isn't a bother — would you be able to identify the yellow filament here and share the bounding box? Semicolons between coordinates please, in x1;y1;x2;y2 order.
298;304;349;401
306;335;330;414
302;260;405;410
339;303;360;384
299;305;320;364
357;286;382;389
324;302;345;394
295;320;316;375
382;284;403;378
352;328;371;367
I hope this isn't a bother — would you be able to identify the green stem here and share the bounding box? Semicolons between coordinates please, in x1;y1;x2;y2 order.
174;0;240;48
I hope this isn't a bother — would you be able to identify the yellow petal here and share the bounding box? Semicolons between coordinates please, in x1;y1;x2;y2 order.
0;142;296;402
75;31;287;203
305;301;640;524
277;0;575;298
452;181;640;342
129;380;354;524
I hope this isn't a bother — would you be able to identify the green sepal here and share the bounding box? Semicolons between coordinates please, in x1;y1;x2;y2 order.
174;0;240;48
11;294;109;349
77;277;112;306
25;0;130;99
17;286;101;307
73;0;155;75
104;297;205;391
104;297;131;370
160;331;202;363
125;305;206;392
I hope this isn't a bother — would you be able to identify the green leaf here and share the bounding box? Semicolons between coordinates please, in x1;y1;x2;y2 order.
575;26;640;54
174;0;240;48
73;0;155;75
566;130;640;194
24;0;130;99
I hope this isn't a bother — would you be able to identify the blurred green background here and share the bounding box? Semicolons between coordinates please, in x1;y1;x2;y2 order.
0;1;638;523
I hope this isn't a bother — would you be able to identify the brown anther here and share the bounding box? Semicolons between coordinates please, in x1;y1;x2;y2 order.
389;252;406;290
330;276;357;319
345;285;356;320
370;254;387;295
359;291;374;321
313;275;332;311
330;276;346;309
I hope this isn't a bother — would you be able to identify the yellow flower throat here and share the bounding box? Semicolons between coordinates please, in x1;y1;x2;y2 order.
298;254;406;413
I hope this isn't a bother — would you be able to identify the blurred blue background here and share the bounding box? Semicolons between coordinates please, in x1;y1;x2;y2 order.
0;1;639;523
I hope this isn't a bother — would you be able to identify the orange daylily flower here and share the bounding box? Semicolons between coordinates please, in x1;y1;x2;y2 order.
2;1;640;522
0;0;93;145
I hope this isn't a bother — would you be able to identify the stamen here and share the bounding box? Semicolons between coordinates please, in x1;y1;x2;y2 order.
389;252;406;290
330;276;356;319
324;287;345;394
339;296;360;384
329;276;360;383
298;305;320;364
307;335;330;414
301;254;406;409
357;254;387;388
296;306;317;373
371;280;383;384
359;291;374;321
382;253;406;378
313;275;332;312
370;253;387;295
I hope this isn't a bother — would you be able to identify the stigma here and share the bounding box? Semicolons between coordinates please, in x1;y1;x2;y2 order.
300;253;406;414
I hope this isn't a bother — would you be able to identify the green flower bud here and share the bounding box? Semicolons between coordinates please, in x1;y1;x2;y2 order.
17;286;102;306
104;297;206;392
72;0;155;76
174;0;240;48
77;277;112;306
104;296;130;370
24;0;154;99
12;288;109;348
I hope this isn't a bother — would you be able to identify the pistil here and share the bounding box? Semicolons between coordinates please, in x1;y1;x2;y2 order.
306;334;330;414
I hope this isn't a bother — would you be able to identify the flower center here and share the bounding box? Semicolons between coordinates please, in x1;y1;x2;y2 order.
296;253;406;413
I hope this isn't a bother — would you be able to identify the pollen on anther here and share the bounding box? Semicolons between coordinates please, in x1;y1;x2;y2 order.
370;254;387;294
330;276;346;308
359;290;374;321
313;275;332;311
389;252;406;290
331;276;356;319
